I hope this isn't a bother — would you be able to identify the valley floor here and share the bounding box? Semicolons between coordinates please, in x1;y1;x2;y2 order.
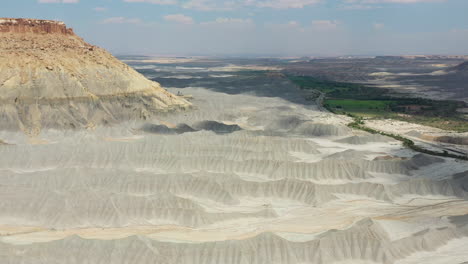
1;60;467;264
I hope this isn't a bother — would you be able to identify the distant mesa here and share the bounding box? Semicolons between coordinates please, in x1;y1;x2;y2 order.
0;18;190;135
375;55;468;60
0;18;74;35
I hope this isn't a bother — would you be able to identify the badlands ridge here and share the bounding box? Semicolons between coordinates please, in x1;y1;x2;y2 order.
0;18;190;134
0;18;467;264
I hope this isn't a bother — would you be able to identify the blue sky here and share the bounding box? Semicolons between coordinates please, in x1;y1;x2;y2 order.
2;0;468;56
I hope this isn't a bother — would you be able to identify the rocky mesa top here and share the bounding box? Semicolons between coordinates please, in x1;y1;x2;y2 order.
0;18;74;35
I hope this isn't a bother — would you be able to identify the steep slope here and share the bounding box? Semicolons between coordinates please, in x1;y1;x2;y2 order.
451;61;468;73
0;18;190;134
1;58;468;263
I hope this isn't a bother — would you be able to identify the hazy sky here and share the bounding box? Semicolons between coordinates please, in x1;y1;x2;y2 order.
2;0;468;56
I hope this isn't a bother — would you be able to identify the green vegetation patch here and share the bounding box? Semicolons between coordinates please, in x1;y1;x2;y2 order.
324;99;395;117
288;76;385;99
288;75;468;132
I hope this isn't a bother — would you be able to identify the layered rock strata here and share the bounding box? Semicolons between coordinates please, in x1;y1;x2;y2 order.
0;18;190;134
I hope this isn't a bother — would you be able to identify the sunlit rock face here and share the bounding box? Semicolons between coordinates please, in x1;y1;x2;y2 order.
0;18;74;34
0;18;190;134
0;54;467;263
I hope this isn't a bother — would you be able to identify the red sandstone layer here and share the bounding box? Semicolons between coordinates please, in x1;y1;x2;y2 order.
0;18;74;35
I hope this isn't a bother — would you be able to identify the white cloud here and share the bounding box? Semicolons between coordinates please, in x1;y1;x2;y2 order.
249;0;321;9
93;7;108;12
312;20;340;31
265;20;305;32
373;23;384;30
201;17;254;26
288;21;300;26
88;13;468;56
122;0;447;10
124;0;321;10
366;0;445;2
164;14;194;24
341;4;377;9
123;0;177;5
210;18;252;24
342;0;446;9
38;0;79;3
101;17;142;24
182;0;238;11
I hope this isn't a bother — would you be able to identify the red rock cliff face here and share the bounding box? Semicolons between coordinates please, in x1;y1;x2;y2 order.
0;18;74;35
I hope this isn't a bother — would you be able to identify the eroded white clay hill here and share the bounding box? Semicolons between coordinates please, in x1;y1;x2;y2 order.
0;20;467;263
0;18;190;135
1;79;468;263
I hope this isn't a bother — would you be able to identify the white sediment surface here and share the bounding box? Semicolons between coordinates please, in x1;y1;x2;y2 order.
1;82;467;263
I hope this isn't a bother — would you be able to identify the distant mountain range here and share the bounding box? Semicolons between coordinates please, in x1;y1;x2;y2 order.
375;55;468;60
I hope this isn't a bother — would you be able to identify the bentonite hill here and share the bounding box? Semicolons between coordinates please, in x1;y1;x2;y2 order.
1;18;468;264
0;18;190;134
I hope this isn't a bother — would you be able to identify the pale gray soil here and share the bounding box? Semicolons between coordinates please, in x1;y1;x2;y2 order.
1;60;468;264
